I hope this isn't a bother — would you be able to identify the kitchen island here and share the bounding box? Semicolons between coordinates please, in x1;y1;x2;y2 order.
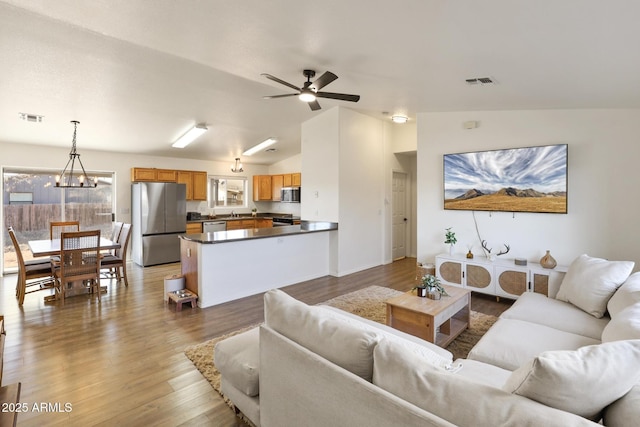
179;221;338;308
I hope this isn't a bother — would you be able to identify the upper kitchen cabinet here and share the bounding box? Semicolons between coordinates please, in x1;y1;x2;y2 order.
253;175;272;201
131;168;177;182
292;172;301;186
133;167;207;201
177;170;208;201
271;175;284;201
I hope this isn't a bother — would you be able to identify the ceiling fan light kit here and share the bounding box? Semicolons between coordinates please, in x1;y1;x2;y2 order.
262;69;360;111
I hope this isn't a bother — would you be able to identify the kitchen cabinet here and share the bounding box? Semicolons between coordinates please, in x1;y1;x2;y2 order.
256;218;273;228
180;239;199;295
435;254;568;299
292;172;301;186
186;222;202;234
283;174;292;187
131;168;177;182
226;219;257;230
253;175;272;201
271;175;284;201
177;170;208;201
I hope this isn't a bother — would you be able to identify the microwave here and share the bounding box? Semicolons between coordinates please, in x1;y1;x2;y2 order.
281;187;301;203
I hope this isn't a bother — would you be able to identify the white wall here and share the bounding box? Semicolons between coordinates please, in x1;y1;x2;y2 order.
417;109;640;270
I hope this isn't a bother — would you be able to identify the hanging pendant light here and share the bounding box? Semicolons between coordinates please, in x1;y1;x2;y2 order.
231;158;244;173
55;120;97;188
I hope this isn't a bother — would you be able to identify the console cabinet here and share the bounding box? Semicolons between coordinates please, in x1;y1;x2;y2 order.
435;254;567;299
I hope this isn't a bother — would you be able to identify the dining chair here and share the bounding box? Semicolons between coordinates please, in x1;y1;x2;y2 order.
101;223;132;286
49;221;80;240
7;227;54;305
52;230;101;305
109;222;124;254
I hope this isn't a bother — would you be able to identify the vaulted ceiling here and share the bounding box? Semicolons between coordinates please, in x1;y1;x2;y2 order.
1;1;639;165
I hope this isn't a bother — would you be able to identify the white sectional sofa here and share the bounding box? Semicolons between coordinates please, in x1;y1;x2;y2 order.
215;254;640;426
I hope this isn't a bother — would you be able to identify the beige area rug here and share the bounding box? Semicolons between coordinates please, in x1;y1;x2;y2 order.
184;286;498;423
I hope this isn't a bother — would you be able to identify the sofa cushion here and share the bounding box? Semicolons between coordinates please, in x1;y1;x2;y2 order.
500;292;609;340
607;272;640;318
601;304;640;342
454;359;512;389
603;383;640;427
373;339;598;427
555;254;634;318
503;340;640;420
318;305;454;361
317;305;454;366
264;289;379;381
214;327;260;396
467;318;600;371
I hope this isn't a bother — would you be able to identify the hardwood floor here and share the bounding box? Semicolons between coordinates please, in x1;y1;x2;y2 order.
0;257;511;426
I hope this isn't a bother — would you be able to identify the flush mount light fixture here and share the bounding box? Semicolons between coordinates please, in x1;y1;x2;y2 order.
172;124;207;148
243;138;277;156
298;89;317;103
231;158;244;173
391;115;409;124
55;120;97;188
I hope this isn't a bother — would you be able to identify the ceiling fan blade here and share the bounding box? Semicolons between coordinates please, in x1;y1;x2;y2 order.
310;71;338;91
308;100;322;111
261;73;301;92
316;92;361;103
262;94;299;99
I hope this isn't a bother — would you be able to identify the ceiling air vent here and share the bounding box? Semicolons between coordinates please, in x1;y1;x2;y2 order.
465;77;496;85
19;112;44;122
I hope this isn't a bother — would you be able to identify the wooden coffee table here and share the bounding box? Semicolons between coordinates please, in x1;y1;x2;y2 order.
385;285;470;347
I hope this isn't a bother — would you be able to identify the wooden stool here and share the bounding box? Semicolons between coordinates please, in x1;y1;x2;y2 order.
167;290;197;311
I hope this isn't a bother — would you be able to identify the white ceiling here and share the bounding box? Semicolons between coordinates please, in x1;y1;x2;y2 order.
2;0;639;165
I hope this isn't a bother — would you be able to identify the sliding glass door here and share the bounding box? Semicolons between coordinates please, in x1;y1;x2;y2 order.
2;168;114;272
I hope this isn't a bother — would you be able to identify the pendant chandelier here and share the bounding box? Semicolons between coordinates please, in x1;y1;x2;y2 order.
231;157;244;173
55;120;97;188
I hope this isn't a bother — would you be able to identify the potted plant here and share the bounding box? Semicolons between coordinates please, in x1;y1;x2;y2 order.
414;274;449;300
445;227;457;255
251;208;257;217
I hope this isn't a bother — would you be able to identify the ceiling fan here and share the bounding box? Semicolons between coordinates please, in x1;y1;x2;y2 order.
262;69;360;111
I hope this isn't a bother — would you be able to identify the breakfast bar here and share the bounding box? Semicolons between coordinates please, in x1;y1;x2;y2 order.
179;221;338;308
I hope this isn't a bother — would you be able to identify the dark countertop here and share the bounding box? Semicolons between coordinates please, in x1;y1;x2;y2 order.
187;213;300;223
180;221;337;244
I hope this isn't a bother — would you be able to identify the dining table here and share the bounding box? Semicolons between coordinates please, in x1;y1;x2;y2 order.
27;237;121;301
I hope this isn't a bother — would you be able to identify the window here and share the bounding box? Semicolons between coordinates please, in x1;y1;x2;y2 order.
2;167;114;272
209;176;247;209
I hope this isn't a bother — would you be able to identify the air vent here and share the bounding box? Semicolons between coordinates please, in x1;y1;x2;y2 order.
19;112;44;122
465;77;496;85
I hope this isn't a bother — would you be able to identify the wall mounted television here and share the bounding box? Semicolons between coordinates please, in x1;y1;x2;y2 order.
443;144;568;214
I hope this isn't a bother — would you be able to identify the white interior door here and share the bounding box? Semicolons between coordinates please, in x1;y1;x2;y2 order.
392;171;408;260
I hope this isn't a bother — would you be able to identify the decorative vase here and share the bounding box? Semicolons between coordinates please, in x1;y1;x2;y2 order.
449;244;454;255
466;250;474;259
540;250;557;269
416;287;427;297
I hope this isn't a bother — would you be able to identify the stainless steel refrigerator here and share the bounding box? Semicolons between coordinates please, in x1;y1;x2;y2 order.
131;182;187;267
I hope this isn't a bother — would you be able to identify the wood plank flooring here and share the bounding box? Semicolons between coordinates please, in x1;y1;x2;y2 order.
0;257;511;426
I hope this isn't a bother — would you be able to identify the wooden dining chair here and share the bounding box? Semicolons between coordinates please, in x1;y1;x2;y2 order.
109;222;124;254
49;221;80;240
101;223;132;286
52;230;101;305
7;227;54;305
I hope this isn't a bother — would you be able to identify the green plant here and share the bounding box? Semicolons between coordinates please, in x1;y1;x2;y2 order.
415;274;449;296
444;227;457;245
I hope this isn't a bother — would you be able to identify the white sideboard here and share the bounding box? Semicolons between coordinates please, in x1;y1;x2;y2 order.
435;254;568;299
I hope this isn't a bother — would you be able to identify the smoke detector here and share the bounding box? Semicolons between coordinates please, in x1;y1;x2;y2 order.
465;77;496;85
19;112;44;122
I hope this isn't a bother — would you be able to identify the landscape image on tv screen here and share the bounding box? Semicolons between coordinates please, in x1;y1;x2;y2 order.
444;144;567;214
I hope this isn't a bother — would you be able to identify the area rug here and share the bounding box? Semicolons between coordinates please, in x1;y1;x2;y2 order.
184;285;498;423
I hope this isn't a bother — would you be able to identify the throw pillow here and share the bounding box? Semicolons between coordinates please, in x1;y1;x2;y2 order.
503;340;640;420
555;254;634;318
263;288;379;381
601;304;640;342
607;272;640;318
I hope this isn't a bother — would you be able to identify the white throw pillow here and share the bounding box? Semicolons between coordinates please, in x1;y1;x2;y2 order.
601;304;640;342
263;288;379;381
555;254;634;318
607;272;640;318
503;340;640;420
